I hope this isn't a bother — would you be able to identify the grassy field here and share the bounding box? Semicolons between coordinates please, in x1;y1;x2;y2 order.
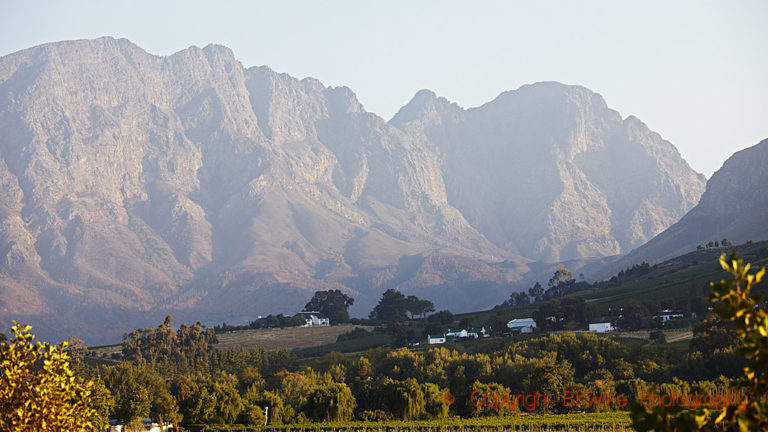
89;325;376;356
89;343;123;357
214;325;375;351
294;329;392;358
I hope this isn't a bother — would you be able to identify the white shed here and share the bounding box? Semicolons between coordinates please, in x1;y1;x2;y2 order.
589;321;614;333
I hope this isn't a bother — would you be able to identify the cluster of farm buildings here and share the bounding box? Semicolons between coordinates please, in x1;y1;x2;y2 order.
426;309;685;345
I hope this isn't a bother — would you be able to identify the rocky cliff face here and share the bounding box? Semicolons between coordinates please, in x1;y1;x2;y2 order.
600;138;768;275
0;38;705;342
391;83;706;262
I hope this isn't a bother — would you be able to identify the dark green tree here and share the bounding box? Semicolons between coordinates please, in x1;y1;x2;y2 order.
486;314;508;336
122;387;151;430
304;289;355;323
528;282;544;302
533;297;596;330
90;377;116;431
369;289;409;322
151;390;181;429
405;296;435;318
615;303;651;331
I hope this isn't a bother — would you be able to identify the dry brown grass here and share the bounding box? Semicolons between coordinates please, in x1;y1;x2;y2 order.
612;330;693;342
214;325;374;351
87;325;374;356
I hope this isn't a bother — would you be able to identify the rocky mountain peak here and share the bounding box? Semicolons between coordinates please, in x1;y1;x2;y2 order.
391;82;705;261
390;89;462;128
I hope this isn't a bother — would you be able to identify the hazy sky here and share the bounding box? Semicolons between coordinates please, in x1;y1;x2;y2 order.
3;0;766;177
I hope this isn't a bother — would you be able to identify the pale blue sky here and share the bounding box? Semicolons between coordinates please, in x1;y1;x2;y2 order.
3;0;766;177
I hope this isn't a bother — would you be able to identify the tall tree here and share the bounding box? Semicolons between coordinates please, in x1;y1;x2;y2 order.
304;289;355;323
369;289;409;322
548;268;574;288
528;282;544;302
405;296;435;318
90;377;116;431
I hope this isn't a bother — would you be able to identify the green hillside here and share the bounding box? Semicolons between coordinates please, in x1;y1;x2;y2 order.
455;240;768;325
307;241;768;358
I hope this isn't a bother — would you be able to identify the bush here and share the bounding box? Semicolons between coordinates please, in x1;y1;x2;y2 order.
649;330;666;344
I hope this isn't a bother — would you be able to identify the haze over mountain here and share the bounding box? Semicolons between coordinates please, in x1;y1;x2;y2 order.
391;84;705;261
600;138;768;277
0;38;705;343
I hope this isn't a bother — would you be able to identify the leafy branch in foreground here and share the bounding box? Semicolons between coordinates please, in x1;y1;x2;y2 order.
0;322;103;432
631;252;768;431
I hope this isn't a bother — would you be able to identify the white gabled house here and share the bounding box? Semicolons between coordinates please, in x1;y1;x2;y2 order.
506;318;536;334
298;311;330;327
427;334;446;344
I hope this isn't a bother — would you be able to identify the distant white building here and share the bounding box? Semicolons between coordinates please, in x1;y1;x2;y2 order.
445;329;469;338
507;318;536;334
427;334;446;344
589;317;615;333
298;311;330;327
109;418;170;432
654;309;684;323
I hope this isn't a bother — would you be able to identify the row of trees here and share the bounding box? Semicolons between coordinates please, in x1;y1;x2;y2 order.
697;238;735;250
497;269;591;308
215;288;435;332
215;314;306;332
369;289;435;322
300;288;435;324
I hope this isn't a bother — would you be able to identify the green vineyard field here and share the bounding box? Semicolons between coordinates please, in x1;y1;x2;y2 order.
193;412;631;432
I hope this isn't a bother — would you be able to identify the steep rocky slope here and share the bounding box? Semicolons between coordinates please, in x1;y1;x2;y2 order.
600;138;768;276
0;38;705;342
391;84;706;261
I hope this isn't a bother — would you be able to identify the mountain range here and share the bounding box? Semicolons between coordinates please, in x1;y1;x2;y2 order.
0;37;726;343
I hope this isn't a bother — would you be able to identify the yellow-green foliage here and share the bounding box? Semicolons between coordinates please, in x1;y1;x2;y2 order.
0;322;98;432
631;253;768;431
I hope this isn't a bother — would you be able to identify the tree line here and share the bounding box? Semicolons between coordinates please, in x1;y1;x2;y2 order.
2;253;765;430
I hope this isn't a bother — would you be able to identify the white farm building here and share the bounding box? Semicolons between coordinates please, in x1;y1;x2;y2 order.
507;318;536;334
